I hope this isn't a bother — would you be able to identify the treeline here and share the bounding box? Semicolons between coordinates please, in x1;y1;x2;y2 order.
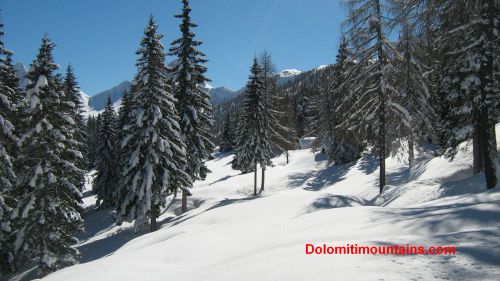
0;0;213;277
219;0;499;196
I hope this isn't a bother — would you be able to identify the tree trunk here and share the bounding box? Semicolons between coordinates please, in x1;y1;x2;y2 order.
480;114;497;189
379;108;386;194
150;213;157;232
473;115;484;174
181;190;187;213
254;164;257;196
286;151;289;164
260;167;265;193
408;135;414;169
375;0;386;194
479;0;498;190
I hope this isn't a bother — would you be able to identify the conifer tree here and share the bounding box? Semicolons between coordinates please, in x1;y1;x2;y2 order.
93;96;117;208
85;116;99;170
62;65;87;190
169;0;215;213
114;88;134;207
235;58;272;195
116;17;191;231
0;21;17;275
312;40;361;164
295;93;309;139
395;21;433;168
219;113;235;153
231;114;253;173
438;0;498;189
13;37;83;276
341;0;403;194
259;52;297;163
0;22;17;192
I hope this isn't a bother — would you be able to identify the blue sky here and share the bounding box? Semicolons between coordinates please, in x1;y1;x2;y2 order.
2;0;346;95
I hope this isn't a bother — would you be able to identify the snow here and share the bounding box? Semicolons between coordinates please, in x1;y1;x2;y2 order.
316;64;328;71
278;68;302;78
35;132;500;281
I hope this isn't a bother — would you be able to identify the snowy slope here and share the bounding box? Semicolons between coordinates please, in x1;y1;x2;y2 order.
33;135;500;281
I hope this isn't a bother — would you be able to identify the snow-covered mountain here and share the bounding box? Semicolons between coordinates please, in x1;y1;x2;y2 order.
277;68;302;86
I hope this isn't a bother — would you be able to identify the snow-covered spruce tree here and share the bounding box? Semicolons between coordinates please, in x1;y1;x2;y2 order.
236;58;273;196
231;113;253;173
114;89;133;206
295;93;309;139
85;116;98;170
116;17;191;232
437;0;480;171
62;65;87;191
259;51;297;164
0;23;17;192
93;96;117;209
476;0;498;189
219;113;235;153
341;0;404;194
169;0;215;213
312;39;361;164
395;21;433;168
438;0;498;189
12;37;83;276
0;22;17;275
275;89;300;164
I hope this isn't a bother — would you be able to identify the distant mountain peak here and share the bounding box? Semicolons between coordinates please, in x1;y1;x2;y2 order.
278;69;302;78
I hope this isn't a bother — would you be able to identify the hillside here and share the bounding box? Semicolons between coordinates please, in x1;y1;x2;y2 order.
13;132;497;281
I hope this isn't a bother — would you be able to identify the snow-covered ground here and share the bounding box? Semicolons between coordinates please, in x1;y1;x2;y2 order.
18;135;499;281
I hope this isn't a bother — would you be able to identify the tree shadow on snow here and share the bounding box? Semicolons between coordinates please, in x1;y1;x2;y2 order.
209;175;236;186
76;205;151;263
357;153;380;175
287;162;356;191
302;194;373;215
376;196;500;236
206;196;259;211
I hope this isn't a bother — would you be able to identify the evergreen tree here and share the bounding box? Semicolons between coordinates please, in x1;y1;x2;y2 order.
231;113;253;173
0;21;17;275
277;91;299;164
312;40;361;164
12;37;83;276
169;0;215;213
116;17;191;231
439;0;498;189
62;65;87;190
93;96;117;208
114;88;134;209
295;93;309;139
234;58;272;195
85;116;97;170
342;0;403;194
395;21;433;168
0;21;17;192
219;113;235;153
259;51;297;162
